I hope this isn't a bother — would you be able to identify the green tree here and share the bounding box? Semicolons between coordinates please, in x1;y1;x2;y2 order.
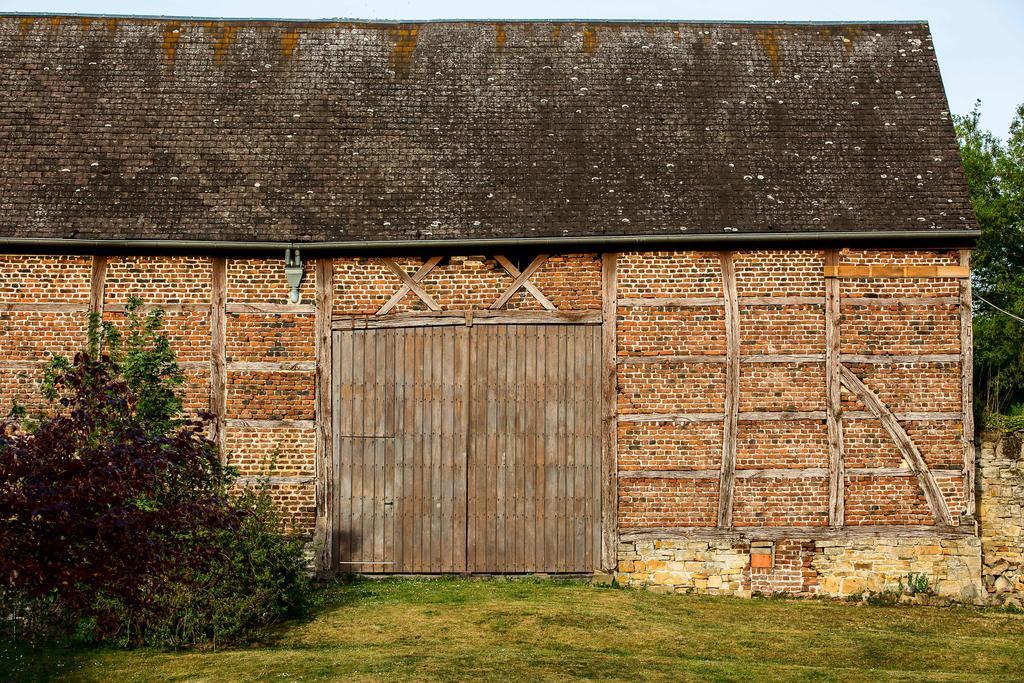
955;102;1024;419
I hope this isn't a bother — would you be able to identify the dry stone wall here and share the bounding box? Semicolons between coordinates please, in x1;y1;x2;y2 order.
979;432;1024;606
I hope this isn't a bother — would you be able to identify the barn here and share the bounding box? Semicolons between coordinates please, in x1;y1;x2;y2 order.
0;15;984;598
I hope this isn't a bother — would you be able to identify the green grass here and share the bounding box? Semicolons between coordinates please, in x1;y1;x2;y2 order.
3;578;1023;682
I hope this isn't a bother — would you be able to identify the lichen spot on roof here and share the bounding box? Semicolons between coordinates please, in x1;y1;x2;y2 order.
281;29;300;58
755;29;782;75
388;25;419;77
495;24;506;52
205;23;237;62
551;24;561;42
162;22;181;63
18;17;31;35
582;26;598;54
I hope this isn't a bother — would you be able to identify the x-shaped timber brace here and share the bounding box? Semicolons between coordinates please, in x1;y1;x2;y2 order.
375;254;556;314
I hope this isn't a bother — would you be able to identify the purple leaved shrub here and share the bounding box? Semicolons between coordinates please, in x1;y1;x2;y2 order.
0;303;310;646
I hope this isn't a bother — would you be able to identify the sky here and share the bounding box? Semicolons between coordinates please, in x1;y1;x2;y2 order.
2;0;1022;136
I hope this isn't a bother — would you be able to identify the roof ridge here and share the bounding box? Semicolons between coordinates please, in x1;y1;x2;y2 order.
0;12;929;27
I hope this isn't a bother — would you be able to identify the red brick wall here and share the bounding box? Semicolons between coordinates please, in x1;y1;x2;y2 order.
0;247;970;541
615;247;969;531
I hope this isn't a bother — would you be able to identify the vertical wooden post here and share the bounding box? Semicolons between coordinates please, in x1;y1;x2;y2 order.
825;249;845;526
209;258;228;463
600;252;618;571
959;249;975;517
314;258;336;575
717;252;739;529
88;255;108;317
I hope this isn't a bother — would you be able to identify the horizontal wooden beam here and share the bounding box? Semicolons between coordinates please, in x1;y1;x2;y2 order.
617;296;825;308
226;419;316;429
617;297;723;307
334;309;601;330
234;475;315;486
226;302;316;314
618;467;964;481
620;468;829;480
842;297;960;307
618;411;962;423
823;265;969;279
617;353;957;365
847;467;963;478
618;524;975;543
104;302;210;313
0;302;89;313
840;354;960;364
227;361;317;373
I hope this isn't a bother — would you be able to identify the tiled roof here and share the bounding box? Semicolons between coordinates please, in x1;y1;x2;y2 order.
0;16;977;245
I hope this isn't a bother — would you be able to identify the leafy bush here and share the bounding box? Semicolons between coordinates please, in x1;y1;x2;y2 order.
0;302;310;647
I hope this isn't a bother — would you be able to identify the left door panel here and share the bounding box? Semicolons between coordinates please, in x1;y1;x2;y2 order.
333;326;468;573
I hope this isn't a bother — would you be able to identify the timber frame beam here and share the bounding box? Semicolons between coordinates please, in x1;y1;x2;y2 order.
838;364;954;526
601;252;618;571
717;252;740;529
825;249;845;526
491;254;556;310
314;258;336;575
377;256;442;314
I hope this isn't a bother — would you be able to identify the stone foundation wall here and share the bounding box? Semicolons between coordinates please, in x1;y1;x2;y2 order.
617;535;983;603
979;432;1024;606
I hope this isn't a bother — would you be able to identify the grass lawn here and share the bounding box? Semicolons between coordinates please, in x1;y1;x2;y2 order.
3;578;1023;682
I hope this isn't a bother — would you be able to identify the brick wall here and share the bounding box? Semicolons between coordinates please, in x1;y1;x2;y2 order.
615;247;969;534
0;247;973;563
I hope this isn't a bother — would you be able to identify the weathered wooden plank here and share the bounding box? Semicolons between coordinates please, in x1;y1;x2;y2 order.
838;364;954;526
334;309;601;330
209;258;228;464
839;354;960;364
718;252;740;529
619;470;720;480
227;361;317;372
313;258;334;574
0;302;90;313
617;296;825;307
618;412;726;423
741;354;825;364
618;410;961;423
104;302;210;313
619;468;829;480
825;249;845;527
88;255;108;316
739;296;826;306
960;249;976;516
617;296;725;308
823;265;969;279
334;329;353;569
454;325;469;572
617;354;726;364
842;297;960;307
227;418;316;429
226;302;316;314
846;467;964;478
618;524;974;543
600;253;618;570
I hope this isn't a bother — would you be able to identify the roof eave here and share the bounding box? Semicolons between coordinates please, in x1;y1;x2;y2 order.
0;229;981;256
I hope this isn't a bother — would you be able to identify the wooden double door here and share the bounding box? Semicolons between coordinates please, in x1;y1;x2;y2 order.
332;323;602;573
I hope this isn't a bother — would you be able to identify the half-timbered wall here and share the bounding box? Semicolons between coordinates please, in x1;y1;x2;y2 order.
0;248;980;594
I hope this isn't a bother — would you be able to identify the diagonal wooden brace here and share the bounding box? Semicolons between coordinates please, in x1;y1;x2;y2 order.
838;364;954;526
377;256;443;314
490;254;555;310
